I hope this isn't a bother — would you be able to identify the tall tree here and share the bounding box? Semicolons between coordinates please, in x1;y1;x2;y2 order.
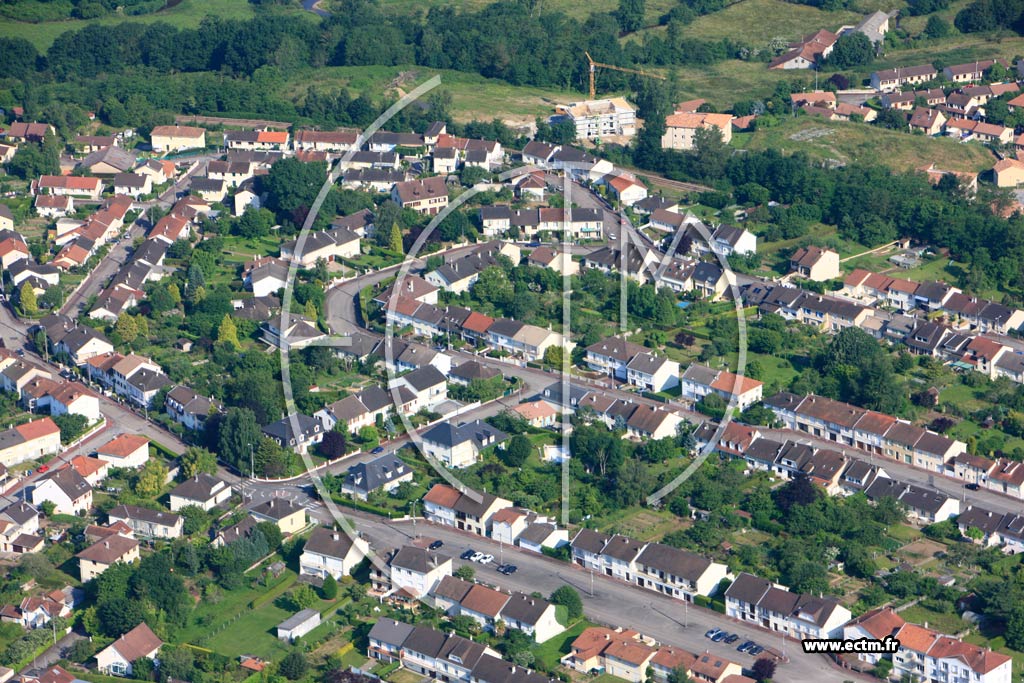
180;447;218;478
217;314;241;350
18;282;37;317
616;0;646;32
217;408;262;474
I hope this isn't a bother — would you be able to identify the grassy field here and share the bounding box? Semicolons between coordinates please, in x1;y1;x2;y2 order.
280;65;585;125
0;0;312;51
679;0;862;45
899;604;968;635
734;116;996;173
532;620;599;669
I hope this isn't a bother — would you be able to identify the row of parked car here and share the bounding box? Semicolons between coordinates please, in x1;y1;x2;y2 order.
705;629;764;656
460;548;517;575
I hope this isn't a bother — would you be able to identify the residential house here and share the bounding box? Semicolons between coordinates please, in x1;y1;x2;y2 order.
625;353;680;393
392;177;449;215
35;175;103;199
389;365;448;413
790;246;840;281
724;572;851;639
943;59;1008;83
891;621;1011;683
0;418;61;467
95;624;161;676
419;420;507;469
261;414;324;455
634;542;730;602
517;523;569;553
383;546;452;598
994;158;1024;187
168;474;232;512
279;226;361;267
769;29;838;70
681;364;763;411
31;468;92;516
77;534;140;581
661;112;734;150
512;400;558;428
298;526;369;579
69;456;109;487
870;64;938;91
422;483;512;536
107;505;182;539
164;385;222;431
864;478;960;523
150;125;206;153
250;498;307;535
585;337;647;380
95;434;150;469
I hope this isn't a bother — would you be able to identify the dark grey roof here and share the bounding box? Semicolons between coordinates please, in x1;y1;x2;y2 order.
450;361;501;383
957;506;1003;535
80;146;136;172
109;504;181;528
344;454;410;495
421;420;507;450
127;368;171;393
399;365;447;392
170;473;227;502
358;385;392;413
571;527;611;554
368;618;416;648
499;593;551;625
725;572;771;605
38;468;90;501
189;177;224;193
401;625;448;658
518;522;557;545
487;318;524;338
538;381;589;408
389;545;449;573
636;542;712;581
251;497;303;521
433;575;474;603
261;414;322;443
277;608;319;632
304;526;361;560
600;534;644;562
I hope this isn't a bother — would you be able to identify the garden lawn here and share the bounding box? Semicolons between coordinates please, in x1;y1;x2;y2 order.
532;620;598;669
201;599;298;660
899;604;968;636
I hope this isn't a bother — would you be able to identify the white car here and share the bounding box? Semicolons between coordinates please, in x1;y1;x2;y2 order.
478;554;494;565
469;552;484;563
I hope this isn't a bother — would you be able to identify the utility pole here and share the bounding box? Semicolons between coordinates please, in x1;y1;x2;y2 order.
684;598;688;628
589;568;594;597
250;443;255;479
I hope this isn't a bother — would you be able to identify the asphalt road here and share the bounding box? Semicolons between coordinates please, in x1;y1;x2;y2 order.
325;513;855;683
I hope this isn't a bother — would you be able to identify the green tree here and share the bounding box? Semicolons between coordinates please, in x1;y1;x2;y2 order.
217;408;262;474
290;584;318;610
40;501;56;517
115;313;138;343
321;574;338;600
53;414;88;444
259;157;327;227
824;32;874;68
133;459;168;498
616;0;646;32
751;657;776;682
278;651;309;680
180;505;210;536
18;282;37;317
549;585;583;620
455;564;475;581
181;447;218;478
217;314;242;351
501;435;533;467
388;222;403;254
925;15;952;37
667;667;691;683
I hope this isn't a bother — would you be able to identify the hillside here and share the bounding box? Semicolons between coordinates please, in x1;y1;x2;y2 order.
733;115;997;173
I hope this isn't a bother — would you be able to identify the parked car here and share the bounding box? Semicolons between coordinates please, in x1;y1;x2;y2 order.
469;552;484;562
737;641;754;653
428;540;443;550
371;446;385;454
711;631;728;642
36;465;48;473
705;629;721;639
965;482;980;490
478;554;494;564
460;549;476;560
724;634;740;644
498;564;517;575
747;645;764;656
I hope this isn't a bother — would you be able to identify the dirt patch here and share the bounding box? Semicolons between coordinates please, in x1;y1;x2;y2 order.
899;538;948;566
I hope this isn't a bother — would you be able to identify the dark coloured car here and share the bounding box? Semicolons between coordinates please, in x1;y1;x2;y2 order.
737;641;754;653
965;483;980;490
429;540;443;550
748;645;764;656
460;549;475;560
371;446;385;454
724;633;740;644
499;564;517;575
711;631;728;642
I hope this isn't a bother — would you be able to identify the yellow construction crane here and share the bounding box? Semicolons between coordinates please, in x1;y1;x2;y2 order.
585;51;665;100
